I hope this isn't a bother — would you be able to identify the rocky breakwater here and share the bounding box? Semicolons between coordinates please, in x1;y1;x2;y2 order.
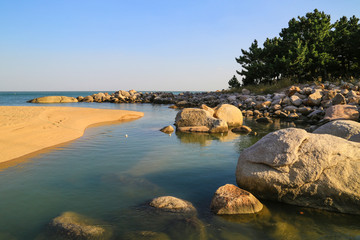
76;81;360;123
28;81;360;125
235;127;360;214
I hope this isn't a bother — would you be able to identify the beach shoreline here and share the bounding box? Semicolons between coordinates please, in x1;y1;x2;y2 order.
0;106;144;164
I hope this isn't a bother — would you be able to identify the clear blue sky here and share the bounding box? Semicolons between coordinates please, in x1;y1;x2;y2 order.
0;0;359;91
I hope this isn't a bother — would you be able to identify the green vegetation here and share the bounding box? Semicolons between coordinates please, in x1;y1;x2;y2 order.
227;77;295;95
230;9;360;88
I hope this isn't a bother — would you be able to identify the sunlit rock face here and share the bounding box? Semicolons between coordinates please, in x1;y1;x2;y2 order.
210;184;263;214
175;108;228;133
236;128;360;214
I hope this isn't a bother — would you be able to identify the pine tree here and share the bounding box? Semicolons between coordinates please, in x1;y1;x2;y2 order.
228;75;240;89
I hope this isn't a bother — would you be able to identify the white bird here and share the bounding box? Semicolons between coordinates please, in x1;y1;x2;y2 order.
125;134;128;138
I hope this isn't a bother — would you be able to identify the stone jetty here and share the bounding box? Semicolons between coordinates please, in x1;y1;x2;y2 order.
28;80;360;126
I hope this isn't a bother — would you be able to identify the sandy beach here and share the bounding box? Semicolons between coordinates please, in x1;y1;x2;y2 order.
0;106;144;163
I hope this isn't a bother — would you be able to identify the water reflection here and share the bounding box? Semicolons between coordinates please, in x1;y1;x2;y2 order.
175;131;240;146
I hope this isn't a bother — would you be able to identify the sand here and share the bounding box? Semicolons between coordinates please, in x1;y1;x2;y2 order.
0;106;144;163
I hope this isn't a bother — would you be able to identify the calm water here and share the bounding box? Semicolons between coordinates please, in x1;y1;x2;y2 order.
0;92;359;240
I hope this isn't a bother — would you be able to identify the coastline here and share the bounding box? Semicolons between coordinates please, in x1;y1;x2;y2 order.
0;106;144;164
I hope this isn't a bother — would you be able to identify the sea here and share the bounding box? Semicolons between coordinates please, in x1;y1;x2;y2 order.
0;91;359;240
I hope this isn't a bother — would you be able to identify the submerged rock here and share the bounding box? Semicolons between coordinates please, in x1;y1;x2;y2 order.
210;184;263;214
50;211;111;239
123;231;170;240
166;216;207;240
150;196;196;214
236;128;360;214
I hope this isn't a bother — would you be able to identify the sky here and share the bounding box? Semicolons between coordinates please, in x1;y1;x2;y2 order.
0;0;359;91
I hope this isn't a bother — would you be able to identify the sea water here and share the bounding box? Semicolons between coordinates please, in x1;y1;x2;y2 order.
0;92;359;240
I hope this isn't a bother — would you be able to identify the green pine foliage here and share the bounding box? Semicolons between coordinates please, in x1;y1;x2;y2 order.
234;9;360;87
228;75;241;89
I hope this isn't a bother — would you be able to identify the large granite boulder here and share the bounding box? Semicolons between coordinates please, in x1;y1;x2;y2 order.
50;211;111;239
214;104;243;127
28;96;78;103
150;196;196;214
324;105;359;121
236;128;360;214
200;104;215;116
314;120;360;142
210;184;263;214
175;108;228;133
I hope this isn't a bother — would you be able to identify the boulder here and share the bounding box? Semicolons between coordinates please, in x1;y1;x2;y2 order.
314;120;360;142
93;93;105;102
200;104;215;116
28;96;78;103
160;125;174;134
83;96;94;102
290;95;302;106
214;104;243;127
283;106;297;113
308;90;323;106
129;89;137;95
50;211;111;239
119;90;131;98
123;231;170;240
175;108;228;133
297;107;312;115
324;105;359;121
242;89;251;95
331;93;346;105
210;184;263;214
231;125;252;134
150;196;196;213
287;86;301;97
236;128;360;214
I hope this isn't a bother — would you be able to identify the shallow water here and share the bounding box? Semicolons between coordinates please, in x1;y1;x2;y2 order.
0;93;360;240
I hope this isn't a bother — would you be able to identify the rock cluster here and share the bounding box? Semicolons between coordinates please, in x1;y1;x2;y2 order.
28;81;360;124
73;81;359;124
174;104;243;133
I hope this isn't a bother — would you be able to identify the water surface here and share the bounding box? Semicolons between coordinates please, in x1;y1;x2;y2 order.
0;92;359;239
